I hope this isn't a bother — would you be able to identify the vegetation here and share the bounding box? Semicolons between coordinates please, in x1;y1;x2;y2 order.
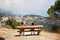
47;6;55;20
6;18;20;29
47;0;60;33
47;0;60;19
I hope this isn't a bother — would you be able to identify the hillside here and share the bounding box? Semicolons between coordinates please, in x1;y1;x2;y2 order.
23;15;53;31
0;15;59;32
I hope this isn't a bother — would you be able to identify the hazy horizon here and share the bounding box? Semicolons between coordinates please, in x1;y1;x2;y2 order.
0;0;56;17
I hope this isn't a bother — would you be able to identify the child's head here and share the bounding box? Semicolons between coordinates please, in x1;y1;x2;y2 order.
31;23;34;25
21;22;24;25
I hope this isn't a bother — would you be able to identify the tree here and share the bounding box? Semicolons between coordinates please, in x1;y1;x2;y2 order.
47;6;55;20
47;0;60;32
54;0;60;10
47;0;60;19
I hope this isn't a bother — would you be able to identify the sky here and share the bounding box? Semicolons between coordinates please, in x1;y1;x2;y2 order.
0;0;56;17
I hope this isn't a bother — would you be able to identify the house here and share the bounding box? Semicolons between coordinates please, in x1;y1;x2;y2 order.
2;16;9;22
11;16;22;22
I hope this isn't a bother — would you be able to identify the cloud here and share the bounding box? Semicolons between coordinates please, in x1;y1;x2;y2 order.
0;0;55;8
0;0;56;17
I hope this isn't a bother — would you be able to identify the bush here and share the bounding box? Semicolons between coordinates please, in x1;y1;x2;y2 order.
16;22;20;26
6;18;20;29
51;25;59;32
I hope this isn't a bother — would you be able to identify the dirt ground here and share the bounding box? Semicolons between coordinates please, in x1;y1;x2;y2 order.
0;27;60;40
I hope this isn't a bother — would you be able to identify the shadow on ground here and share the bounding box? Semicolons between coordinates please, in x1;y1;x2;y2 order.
15;34;39;37
0;37;5;40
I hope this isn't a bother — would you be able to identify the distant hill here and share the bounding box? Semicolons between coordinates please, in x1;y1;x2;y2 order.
0;8;15;17
23;15;42;17
23;15;52;25
0;13;54;31
23;15;54;31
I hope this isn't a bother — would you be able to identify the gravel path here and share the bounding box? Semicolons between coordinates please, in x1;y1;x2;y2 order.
0;27;60;40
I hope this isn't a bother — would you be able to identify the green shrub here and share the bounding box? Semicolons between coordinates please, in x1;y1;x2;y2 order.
6;18;20;29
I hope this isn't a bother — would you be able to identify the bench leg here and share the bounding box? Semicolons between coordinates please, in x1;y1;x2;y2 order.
19;31;22;36
31;31;32;35
23;32;24;35
37;30;41;35
31;31;35;35
37;31;39;35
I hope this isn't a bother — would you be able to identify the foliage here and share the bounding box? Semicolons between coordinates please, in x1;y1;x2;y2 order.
47;6;55;19
54;0;60;10
51;25;60;33
47;0;60;33
52;25;58;32
6;18;20;29
47;0;60;19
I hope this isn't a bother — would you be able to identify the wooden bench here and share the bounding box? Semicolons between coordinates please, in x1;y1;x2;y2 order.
17;25;43;35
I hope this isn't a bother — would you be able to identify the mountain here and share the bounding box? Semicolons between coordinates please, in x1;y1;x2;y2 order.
23;15;52;24
22;15;54;31
0;8;15;17
0;14;56;32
